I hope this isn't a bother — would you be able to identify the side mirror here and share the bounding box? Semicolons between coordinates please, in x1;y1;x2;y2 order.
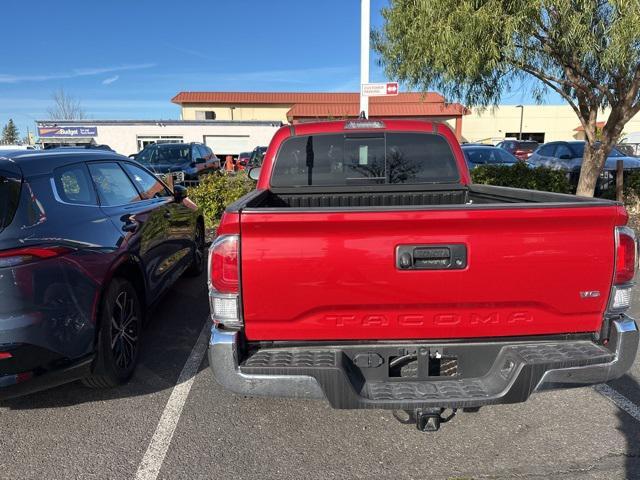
174;184;188;203
559;154;572;160
248;167;261;181
195;157;206;164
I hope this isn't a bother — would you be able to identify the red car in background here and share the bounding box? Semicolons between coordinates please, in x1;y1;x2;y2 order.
236;151;251;171
496;139;539;161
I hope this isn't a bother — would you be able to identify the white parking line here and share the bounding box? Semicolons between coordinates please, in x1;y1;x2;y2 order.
135;321;210;480
594;384;640;422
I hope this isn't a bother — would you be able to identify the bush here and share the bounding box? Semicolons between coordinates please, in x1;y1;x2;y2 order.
187;172;256;230
470;162;572;194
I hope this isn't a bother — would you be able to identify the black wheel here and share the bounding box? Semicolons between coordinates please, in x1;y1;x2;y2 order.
82;278;141;388
185;222;205;277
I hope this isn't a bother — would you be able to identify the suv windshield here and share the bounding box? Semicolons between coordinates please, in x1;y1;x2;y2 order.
271;132;459;187
0;169;22;233
249;147;267;167
138;144;191;164
464;147;517;164
568;142;625;158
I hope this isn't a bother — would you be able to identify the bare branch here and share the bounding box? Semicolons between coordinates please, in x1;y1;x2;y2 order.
47;88;86;120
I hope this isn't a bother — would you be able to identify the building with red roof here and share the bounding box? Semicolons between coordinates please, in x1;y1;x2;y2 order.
171;91;469;139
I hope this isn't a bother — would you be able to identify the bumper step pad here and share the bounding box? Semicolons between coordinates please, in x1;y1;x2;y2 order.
239;341;615;409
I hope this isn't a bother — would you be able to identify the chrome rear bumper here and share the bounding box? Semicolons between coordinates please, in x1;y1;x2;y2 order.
208;317;638;409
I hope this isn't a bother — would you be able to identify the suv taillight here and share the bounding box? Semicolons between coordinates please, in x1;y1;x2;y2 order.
208;234;242;328
609;227;637;312
0;246;73;268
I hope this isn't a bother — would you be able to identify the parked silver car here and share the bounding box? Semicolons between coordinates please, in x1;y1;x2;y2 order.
528;141;640;171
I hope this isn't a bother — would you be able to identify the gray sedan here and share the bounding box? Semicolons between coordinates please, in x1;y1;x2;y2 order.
528;141;640;171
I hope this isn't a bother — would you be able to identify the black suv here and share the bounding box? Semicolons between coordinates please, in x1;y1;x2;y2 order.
0;149;205;398
133;142;220;182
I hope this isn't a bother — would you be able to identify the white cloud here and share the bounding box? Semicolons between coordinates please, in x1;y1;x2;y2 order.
0;63;156;84
102;75;120;85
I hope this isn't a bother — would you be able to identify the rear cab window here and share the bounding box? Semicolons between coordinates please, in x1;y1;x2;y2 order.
271;132;459;187
0;164;22;232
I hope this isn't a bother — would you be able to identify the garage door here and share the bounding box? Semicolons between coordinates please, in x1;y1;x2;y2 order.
204;135;250;155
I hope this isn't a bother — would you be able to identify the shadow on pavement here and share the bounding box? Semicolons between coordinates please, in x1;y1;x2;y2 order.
609;374;640;478
0;273;210;410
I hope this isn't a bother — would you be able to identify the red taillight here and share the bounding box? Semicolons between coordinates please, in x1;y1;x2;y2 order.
0;246;73;268
615;227;637;285
0;352;12;360
210;235;239;293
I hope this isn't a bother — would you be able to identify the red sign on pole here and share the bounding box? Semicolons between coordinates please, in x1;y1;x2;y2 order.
385;82;399;95
361;82;400;97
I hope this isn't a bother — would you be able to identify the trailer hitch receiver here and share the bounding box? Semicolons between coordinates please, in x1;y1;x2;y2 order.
393;408;457;432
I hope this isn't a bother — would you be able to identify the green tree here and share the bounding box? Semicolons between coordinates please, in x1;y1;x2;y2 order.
1;119;20;144
373;0;640;196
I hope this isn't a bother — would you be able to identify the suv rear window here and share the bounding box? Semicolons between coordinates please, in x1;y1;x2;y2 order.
0;170;21;232
271;133;459;187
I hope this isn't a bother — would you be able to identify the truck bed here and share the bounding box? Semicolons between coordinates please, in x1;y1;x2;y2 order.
236;184;614;210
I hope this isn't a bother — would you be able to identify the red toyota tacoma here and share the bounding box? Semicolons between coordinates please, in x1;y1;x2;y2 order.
207;119;639;431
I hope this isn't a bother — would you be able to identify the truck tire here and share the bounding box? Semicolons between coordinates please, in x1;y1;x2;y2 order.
82;278;142;389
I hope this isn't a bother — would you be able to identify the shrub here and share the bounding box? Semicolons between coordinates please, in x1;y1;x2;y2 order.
470;162;572;194
187;172;256;230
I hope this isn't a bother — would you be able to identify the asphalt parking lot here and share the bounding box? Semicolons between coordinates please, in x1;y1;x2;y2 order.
1;272;639;480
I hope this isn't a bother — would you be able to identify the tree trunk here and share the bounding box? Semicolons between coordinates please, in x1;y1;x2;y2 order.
575;143;607;197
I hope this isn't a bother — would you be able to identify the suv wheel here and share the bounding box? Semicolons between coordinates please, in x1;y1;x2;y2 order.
82;278;141;388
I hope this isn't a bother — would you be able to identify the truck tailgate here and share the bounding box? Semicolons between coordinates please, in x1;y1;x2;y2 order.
240;206;618;341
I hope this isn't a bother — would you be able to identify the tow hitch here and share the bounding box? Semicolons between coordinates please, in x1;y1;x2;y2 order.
393;408;457;432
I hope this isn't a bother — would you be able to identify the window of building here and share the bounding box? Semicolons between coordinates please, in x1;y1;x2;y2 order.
136;136;183;152
195;111;216;120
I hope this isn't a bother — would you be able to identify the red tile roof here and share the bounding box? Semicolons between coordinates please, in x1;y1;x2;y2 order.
171;91;447;105
287;101;468;119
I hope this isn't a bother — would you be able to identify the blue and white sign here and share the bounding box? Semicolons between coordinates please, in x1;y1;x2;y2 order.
38;126;98;137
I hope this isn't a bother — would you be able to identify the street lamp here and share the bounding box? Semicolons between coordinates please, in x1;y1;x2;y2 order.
516;105;524;140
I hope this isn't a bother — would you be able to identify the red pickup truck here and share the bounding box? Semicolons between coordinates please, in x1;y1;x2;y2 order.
207;119;639;431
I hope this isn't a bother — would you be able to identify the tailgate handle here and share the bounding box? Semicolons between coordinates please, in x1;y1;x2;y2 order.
396;245;467;270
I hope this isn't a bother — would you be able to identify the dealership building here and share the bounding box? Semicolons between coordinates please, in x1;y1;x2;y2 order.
35;91;640;155
36;120;282;157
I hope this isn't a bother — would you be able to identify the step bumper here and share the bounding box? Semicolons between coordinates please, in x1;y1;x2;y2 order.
207;317;638;410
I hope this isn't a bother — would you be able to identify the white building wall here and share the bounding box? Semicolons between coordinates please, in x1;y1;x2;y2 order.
461;105;640;144
84;123;281;156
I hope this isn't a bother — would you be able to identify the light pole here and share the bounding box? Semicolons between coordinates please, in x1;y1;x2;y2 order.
360;0;370;118
516;105;524;140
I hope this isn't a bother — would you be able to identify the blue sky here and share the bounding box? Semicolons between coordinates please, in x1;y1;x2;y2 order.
0;0;552;138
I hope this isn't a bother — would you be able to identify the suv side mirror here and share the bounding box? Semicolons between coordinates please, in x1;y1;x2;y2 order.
195;157;206;164
174;184;188;203
248;167;261;181
559;154;572;160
